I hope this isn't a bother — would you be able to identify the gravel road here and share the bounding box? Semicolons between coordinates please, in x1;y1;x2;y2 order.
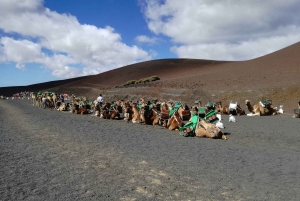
1;99;299;200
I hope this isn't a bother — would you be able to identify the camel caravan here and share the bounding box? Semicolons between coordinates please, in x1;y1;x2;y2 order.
8;90;299;139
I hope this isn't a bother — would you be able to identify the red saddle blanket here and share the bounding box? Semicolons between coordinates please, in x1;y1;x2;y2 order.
160;109;170;119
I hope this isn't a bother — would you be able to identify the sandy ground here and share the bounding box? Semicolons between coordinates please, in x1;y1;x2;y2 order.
1;99;300;200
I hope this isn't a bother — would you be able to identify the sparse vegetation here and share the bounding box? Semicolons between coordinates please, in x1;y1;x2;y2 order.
123;80;137;86
122;76;160;86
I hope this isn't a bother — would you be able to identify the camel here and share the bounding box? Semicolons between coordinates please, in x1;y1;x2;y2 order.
45;92;57;108
100;102;113;119
293;100;300;118
178;103;191;121
31;92;42;107
99;102;108;118
167;111;184;130
71;103;79;114
78;107;88;115
35;95;43;108
195;120;227;140
57;103;67;111
215;101;230;115
192;100;208;118
31;92;37;106
139;103;155;125
121;100;133;121
109;103;122;120
150;108;160;125
216;101;246;116
158;102;170;127
230;102;246;116
131;103;141;123
245;100;278;116
91;100;101;116
139;97;147;105
206;101;216;112
71;102;87;114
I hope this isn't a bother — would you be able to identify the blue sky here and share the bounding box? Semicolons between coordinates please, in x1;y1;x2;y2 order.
1;0;300;87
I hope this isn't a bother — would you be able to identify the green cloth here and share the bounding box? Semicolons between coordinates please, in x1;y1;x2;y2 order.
198;108;206;114
169;102;182;117
206;102;215;108
179;114;198;137
260;100;272;107
202;110;218;123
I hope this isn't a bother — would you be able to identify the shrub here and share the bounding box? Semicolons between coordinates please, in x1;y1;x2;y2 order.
124;80;136;86
148;76;160;81
123;76;160;86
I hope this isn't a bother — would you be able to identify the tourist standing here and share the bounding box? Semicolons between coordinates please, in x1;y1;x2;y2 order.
97;94;103;106
60;94;64;102
42;95;47;109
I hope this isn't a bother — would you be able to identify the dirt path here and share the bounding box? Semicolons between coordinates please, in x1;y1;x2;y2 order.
1;100;299;200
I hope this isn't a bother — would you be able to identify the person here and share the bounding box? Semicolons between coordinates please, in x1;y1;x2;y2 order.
60;94;64;102
97;94;103;106
42;95;47;109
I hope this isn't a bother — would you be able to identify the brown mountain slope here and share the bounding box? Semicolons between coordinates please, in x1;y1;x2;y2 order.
50;41;300;112
57;59;228;89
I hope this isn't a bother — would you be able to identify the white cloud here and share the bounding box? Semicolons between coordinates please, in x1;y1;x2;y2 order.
0;37;80;77
1;37;46;64
0;0;151;78
135;35;158;44
142;0;300;60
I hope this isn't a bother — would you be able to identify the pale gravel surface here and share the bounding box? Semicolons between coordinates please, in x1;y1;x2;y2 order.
0;99;300;200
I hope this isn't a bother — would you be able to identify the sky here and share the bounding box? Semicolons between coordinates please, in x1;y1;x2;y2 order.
1;0;300;87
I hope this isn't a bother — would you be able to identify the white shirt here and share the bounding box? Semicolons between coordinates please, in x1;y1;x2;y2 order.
97;96;103;103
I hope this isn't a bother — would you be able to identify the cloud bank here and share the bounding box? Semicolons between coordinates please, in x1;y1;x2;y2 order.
0;0;150;78
141;0;300;60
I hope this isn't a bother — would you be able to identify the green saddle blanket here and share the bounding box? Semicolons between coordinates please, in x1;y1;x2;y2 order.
169;102;182;117
206;102;215;108
202;110;218;123
179;114;198;137
260;100;272;107
198;107;206;114
294;109;300;114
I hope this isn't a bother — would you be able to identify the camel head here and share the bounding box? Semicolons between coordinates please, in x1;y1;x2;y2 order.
215;101;222;107
195;100;202;107
191;105;198;112
166;101;173;109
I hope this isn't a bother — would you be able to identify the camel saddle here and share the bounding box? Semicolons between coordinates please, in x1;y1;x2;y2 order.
160;108;170;120
179;114;199;137
198;108;206;114
294;109;300;114
169;102;182;117
180;110;191;119
202;110;218;123
206;102;215;108
260;100;272;108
